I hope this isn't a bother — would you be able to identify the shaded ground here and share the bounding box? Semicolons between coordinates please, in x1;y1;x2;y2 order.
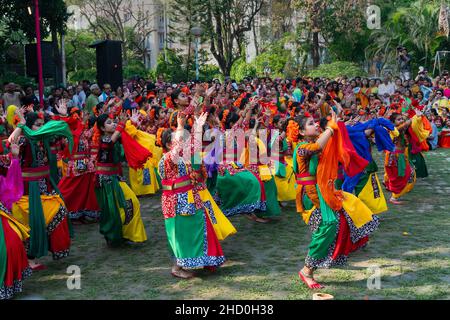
18;149;450;300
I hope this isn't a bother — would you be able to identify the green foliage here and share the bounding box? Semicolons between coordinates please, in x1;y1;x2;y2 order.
67;68;96;83
155;49;187;83
307;61;367;79
253;44;291;78
0;0;69;41
199;64;223;82
0;71;36;88
231;58;257;82
154;48;223;82
123;60;147;79
366;0;444;74
64;30;96;74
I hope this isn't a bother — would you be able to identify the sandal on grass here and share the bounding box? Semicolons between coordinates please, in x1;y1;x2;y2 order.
29;262;47;271
389;198;404;205
298;270;324;290
171;269;195;279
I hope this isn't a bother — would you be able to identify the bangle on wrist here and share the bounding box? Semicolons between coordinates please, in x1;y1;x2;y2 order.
325;126;334;136
116;122;125;133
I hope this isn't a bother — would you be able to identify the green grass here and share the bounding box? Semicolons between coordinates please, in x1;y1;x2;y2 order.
17;149;450;300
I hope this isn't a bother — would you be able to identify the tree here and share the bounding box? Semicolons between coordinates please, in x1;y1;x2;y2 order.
64;30;96;75
200;0;264;76
252;0;295;55
0;0;70;85
293;0;366;67
168;0;205;80
73;0;157;64
366;0;445;74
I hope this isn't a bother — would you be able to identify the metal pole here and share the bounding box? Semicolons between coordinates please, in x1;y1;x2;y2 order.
195;37;199;81
164;2;168;62
34;0;44;108
61;33;67;87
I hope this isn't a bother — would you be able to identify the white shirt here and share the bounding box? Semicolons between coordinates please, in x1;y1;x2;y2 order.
77;90;86;107
98;92;110;103
378;82;395;97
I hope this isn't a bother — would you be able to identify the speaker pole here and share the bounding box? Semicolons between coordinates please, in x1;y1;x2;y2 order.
34;0;44;108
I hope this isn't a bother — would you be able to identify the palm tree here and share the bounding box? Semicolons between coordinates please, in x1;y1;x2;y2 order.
366;0;445;74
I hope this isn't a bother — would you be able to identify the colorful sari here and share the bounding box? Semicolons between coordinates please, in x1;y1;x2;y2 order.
158;133;235;269
12;121;73;260
0;158;31;300
294;123;379;269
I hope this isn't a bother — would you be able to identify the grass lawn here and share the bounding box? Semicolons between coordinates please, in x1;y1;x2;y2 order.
18;149;450;300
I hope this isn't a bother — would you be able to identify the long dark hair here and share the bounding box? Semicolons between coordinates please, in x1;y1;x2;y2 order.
294;115;310;132
218;110;239;129
88;115;97;129
170;89;182;108
161;128;173;151
151;105;162;120
389;112;402;124
96;113;110;131
25;112;42;129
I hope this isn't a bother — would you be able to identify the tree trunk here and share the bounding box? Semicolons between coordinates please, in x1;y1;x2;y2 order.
186;37;192;81
312;31;320;68
252;18;259;56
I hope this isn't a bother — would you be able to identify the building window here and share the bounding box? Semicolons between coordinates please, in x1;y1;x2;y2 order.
159;33;165;49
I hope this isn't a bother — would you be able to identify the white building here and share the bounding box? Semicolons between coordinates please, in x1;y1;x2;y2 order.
67;0;171;70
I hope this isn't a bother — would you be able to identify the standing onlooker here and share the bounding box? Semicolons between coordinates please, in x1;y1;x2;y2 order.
378;76;395;105
68;86;79;108
1;82;24;110
85;84;101;115
397;46;412;81
98;83;112;103
23;85;39;106
76;84;86;108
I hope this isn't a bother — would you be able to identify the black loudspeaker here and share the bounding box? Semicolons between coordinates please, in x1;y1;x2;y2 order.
25;42;57;78
89;40;123;91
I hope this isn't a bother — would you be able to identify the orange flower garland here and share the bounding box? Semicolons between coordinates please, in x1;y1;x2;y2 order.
286;119;299;143
149;108;156;120
92;122;101;146
221;109;230;130
156;127;165;147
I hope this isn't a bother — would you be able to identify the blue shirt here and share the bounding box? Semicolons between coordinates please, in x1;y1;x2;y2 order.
420;85;433;100
428;122;439;150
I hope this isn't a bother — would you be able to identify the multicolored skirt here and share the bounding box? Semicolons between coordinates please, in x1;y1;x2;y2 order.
215;169;266;217
250;165;281;218
353;163;388;215
384;151;416;198
95;173;147;245
0;206;32;300
12;194;71;260
165;206;226;269
129;159;161;196
273;157;296;202
58;173;100;220
302;192;379;270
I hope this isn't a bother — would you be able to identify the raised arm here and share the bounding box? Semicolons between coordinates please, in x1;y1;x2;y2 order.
316;110;337;150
